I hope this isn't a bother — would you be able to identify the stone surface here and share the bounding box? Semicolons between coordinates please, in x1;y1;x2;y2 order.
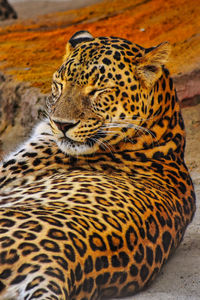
0;0;199;94
0;0;17;20
0;0;199;156
0;72;46;158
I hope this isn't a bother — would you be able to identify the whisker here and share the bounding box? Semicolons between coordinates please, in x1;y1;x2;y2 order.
98;130;117;134
90;137;114;154
102;121;160;148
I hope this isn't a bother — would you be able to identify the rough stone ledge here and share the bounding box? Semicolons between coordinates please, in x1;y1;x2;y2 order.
0;72;46;158
174;69;200;103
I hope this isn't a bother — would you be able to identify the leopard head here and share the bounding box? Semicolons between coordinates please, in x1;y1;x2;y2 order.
47;31;172;156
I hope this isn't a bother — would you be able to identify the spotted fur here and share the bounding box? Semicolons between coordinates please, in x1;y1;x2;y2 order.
0;31;196;300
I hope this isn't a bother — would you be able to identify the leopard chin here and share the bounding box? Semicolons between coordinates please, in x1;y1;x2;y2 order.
56;137;98;156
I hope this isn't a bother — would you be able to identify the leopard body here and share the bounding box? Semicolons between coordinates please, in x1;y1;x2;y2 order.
0;31;195;300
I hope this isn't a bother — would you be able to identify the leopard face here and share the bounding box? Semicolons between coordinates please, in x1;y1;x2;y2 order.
47;31;171;156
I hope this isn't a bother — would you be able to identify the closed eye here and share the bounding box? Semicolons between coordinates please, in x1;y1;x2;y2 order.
51;81;63;102
88;87;115;96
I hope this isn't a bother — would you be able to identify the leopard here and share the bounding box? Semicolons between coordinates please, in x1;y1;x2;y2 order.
0;30;196;300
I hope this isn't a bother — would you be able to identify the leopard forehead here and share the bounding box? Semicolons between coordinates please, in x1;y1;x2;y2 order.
54;37;144;87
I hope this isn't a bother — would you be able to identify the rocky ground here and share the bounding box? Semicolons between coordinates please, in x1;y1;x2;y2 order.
0;0;200;299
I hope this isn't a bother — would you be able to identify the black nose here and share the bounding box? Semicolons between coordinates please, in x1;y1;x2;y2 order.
54;121;79;134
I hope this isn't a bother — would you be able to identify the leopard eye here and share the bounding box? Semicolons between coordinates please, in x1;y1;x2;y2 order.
88;89;99;96
88;87;113;96
51;82;62;103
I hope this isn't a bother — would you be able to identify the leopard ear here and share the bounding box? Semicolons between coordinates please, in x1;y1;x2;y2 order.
63;31;94;61
136;42;171;89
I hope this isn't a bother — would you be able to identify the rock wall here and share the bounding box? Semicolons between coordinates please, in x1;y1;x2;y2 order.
0;73;46;157
0;0;199;155
0;0;199;93
0;0;17;20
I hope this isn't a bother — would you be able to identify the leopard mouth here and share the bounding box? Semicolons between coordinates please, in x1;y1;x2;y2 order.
60;131;107;147
60;135;83;146
57;131;107;155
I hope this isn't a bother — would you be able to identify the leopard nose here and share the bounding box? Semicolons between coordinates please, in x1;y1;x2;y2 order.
54;121;79;134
